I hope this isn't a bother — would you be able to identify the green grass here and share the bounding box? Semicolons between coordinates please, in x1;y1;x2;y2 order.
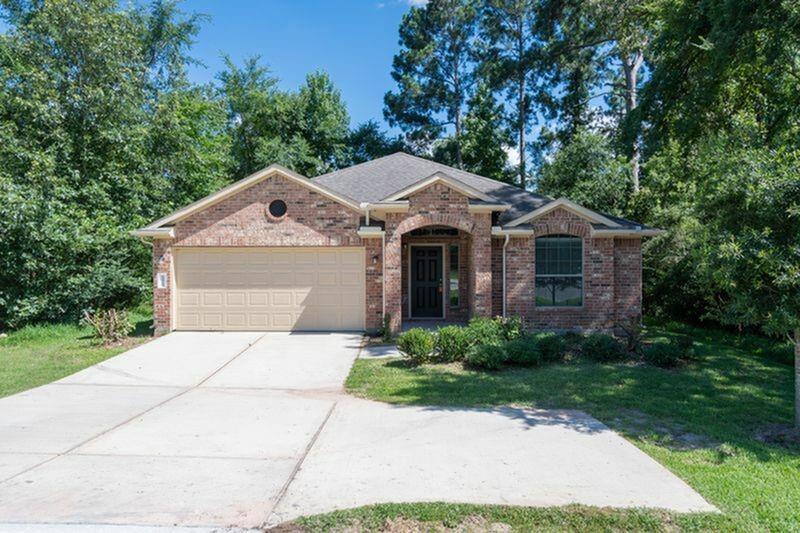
0;304;153;398
331;322;799;532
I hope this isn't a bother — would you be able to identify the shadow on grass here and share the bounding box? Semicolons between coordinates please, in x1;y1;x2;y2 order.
354;333;796;458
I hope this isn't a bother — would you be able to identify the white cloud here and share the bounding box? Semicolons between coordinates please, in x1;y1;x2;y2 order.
504;146;520;166
407;0;429;6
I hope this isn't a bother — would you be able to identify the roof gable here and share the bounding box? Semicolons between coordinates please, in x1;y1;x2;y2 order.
382;172;495;202
506;198;623;228
136;164;362;233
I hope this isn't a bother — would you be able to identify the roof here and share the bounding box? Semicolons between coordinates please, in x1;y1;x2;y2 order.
313;152;645;228
134;152;656;237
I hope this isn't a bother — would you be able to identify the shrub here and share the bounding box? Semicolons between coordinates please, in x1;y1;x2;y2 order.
435;325;471;362
505;337;541;366
466;317;503;346
496;315;524;341
380;313;392;343
617;317;645;353
533;332;567;362
644;342;685;368
465;342;507;370
397;328;435;364
81;308;133;345
675;335;694;356
583;333;627;362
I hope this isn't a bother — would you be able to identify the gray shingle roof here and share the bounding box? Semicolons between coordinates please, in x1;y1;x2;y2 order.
312;152;643;228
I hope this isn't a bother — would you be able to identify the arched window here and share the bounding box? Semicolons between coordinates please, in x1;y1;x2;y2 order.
535;234;583;307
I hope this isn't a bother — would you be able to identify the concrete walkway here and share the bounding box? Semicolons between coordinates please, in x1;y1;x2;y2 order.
0;332;715;531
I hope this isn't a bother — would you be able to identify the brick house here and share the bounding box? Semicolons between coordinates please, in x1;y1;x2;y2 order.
133;152;660;334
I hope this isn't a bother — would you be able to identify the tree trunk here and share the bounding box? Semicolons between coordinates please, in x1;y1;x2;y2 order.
795;329;799;429
622;49;644;193
454;107;463;169
517;25;526;190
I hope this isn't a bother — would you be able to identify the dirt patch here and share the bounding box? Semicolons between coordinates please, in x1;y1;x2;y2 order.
755;424;800;449
272;515;513;533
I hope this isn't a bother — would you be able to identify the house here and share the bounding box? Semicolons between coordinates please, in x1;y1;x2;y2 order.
133;152;660;334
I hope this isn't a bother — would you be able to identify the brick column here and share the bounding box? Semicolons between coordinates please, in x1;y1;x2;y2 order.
470;216;493;318
152;240;173;334
384;227;403;332
364;238;384;332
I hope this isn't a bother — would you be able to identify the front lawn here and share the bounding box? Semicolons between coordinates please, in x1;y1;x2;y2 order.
335;322;799;532
0;304;153;398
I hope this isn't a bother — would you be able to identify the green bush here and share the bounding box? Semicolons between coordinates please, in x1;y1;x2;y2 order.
396;328;435;364
644;342;685;368
583;333;628;362
533;332;567;362
496;315;524;341
505;337;541;366
466;317;503;345
435;325;471;362
465;342;507;370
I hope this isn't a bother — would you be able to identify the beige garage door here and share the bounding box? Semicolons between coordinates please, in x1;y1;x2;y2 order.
174;247;365;331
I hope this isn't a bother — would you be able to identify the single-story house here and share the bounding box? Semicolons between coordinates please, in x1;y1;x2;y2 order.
133;152;660;334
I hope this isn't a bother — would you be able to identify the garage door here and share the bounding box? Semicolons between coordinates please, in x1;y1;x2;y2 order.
174;247;365;331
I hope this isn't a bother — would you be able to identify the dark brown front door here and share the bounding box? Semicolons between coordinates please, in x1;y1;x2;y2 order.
410;246;443;318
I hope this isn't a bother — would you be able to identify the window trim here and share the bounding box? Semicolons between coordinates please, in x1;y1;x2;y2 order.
448;243;460;308
535;234;584;308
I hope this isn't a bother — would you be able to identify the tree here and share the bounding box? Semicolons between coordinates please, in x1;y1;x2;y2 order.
537;128;632;215
0;0;209;327
294;71;350;175
690;125;800;427
384;0;479;167
433;83;511;181
480;0;540;187
344;120;406;166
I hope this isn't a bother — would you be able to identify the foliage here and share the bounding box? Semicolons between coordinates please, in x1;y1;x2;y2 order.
617;316;645;353
435;325;472;362
465;342;507;370
531;332;567;362
81;309;134;345
496;315;524;341
582;333;627;362
465;317;503;346
381;313;393;343
642;342;684;368
344;120;406;166
384;0;479;163
397;328;436;365
537;129;633;216
504;337;541;366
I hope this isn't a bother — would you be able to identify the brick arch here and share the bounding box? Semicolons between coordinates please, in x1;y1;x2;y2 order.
532;221;590;238
393;213;476;237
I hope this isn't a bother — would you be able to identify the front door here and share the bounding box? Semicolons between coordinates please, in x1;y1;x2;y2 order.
410;246;443;318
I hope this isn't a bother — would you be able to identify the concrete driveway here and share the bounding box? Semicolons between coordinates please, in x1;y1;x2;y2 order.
0;332;714;531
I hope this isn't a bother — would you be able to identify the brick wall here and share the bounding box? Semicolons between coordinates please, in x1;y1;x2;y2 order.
383;182;493;332
499;207;643;331
150;172;382;333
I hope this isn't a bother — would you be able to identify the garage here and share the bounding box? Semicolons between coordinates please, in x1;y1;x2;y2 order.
173;247;365;331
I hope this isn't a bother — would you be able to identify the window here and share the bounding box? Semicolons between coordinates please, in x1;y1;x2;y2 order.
535;235;583;307
449;244;459;307
268;199;287;219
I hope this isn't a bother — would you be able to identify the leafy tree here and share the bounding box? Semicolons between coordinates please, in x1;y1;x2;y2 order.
344;120;406;166
688;124;800;427
537;128;632;215
384;0;479;167
479;0;540;187
294;71;350;175
433;83;512;181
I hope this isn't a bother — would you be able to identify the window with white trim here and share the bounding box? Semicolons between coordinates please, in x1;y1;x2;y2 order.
535;235;583;307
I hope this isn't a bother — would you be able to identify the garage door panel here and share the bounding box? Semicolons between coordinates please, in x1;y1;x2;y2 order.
175;247;364;331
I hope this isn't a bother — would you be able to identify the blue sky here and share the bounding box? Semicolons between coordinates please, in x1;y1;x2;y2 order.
182;0;420;127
